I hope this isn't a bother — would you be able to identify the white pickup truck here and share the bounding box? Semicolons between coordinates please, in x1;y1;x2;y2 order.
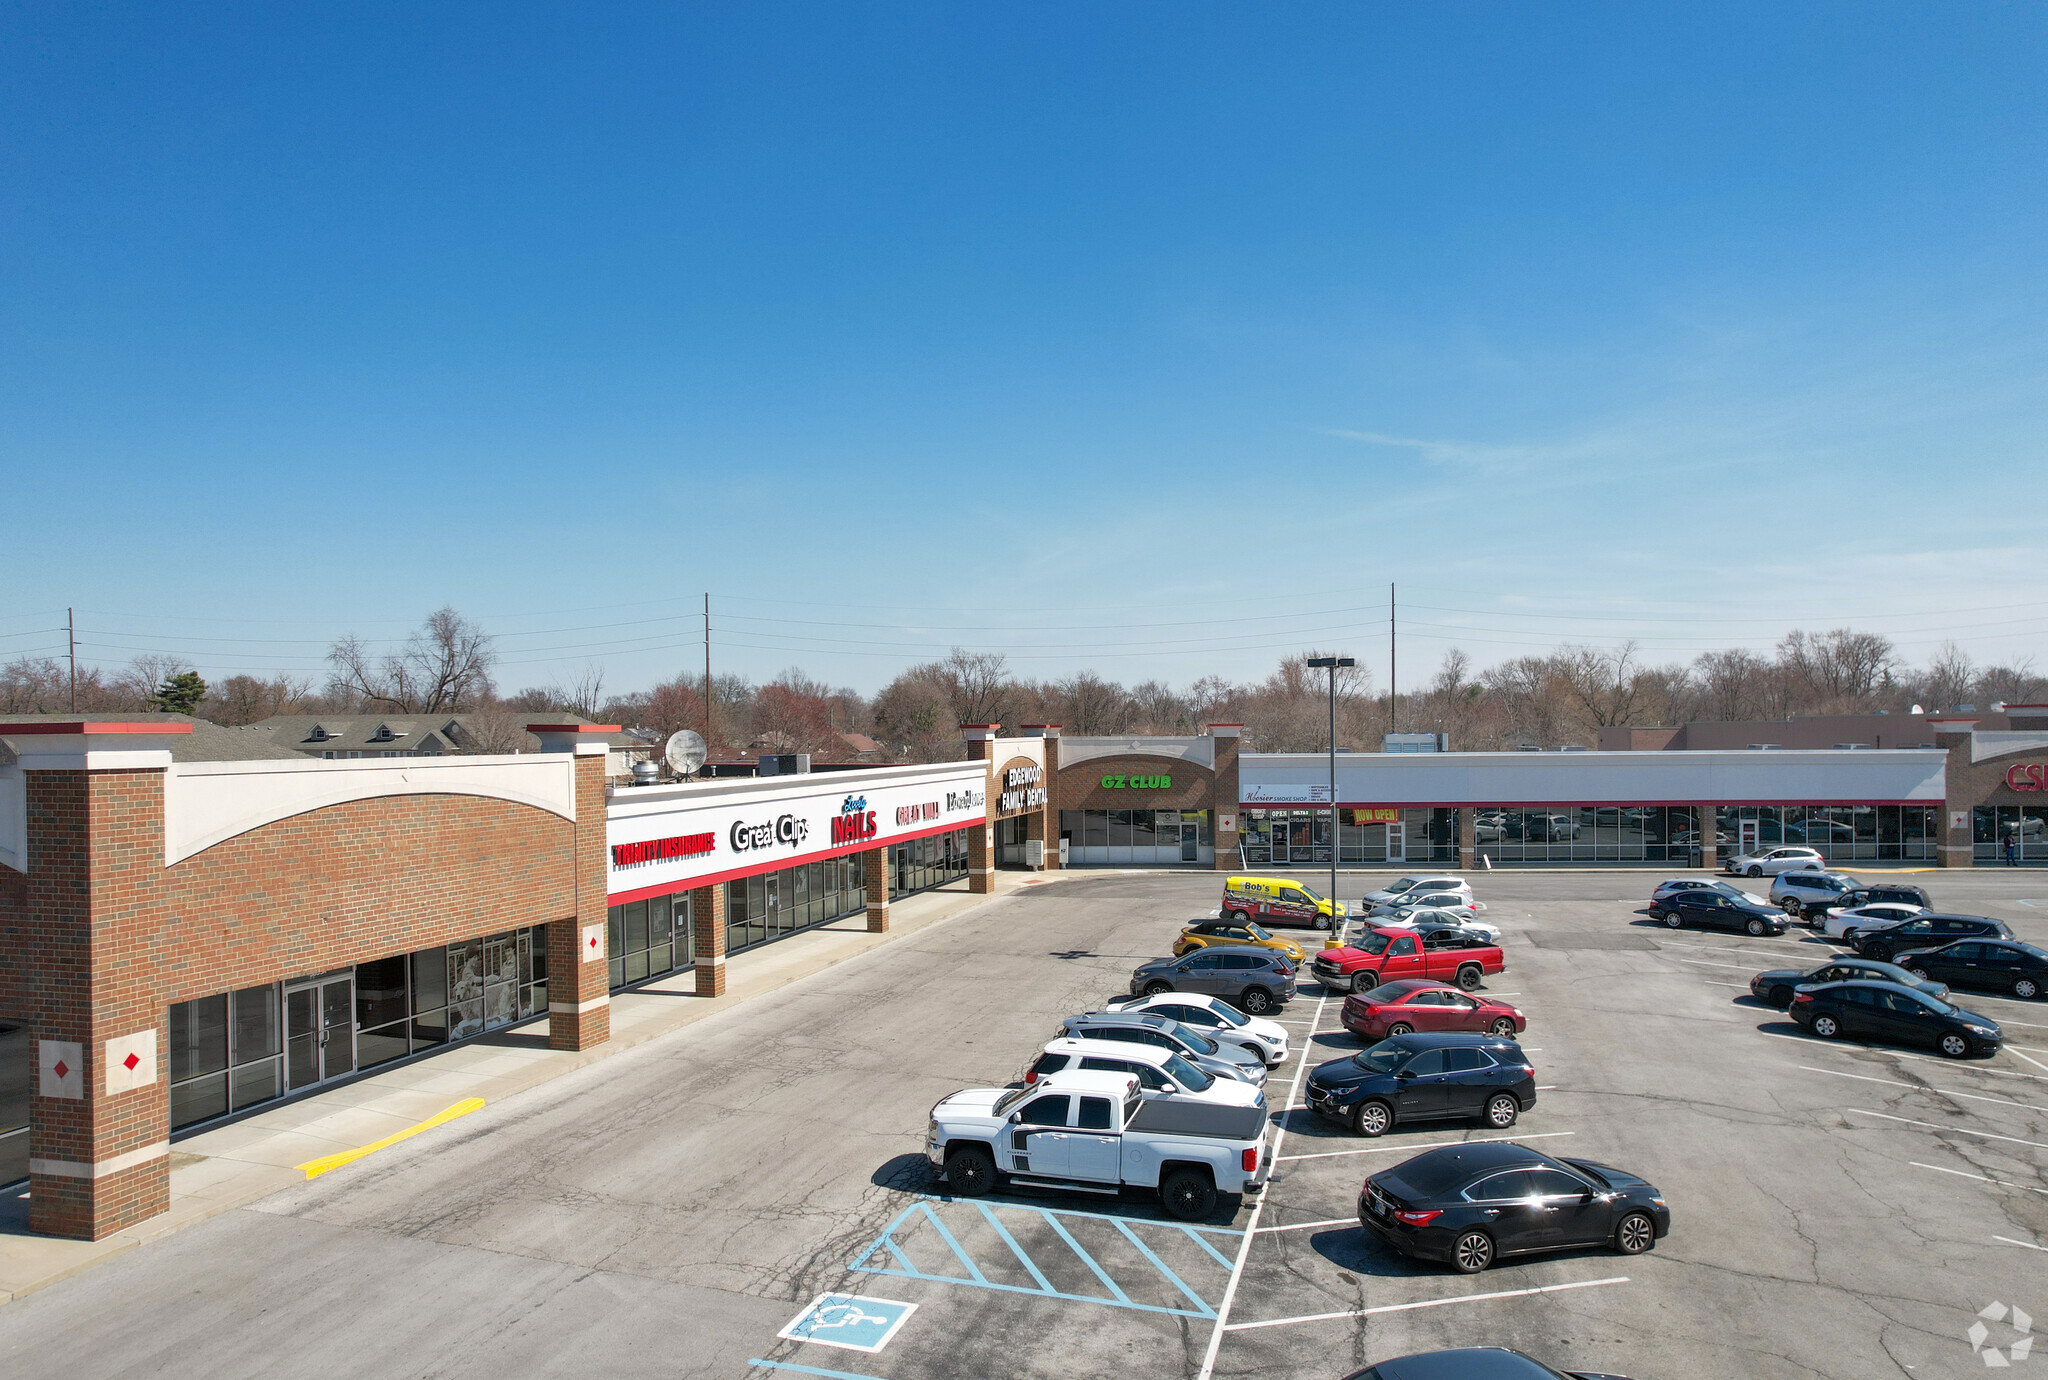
926;1069;1270;1220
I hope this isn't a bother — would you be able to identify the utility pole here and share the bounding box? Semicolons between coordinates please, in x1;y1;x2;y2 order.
703;593;714;760
67;607;77;711
1307;656;1355;911
1388;583;1396;736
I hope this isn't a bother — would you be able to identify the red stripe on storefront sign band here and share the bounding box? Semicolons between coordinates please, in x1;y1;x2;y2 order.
603;815;975;908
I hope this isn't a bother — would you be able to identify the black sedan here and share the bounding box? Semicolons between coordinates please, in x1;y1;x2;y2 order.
1647;889;1786;936
1900;939;2048;1001
1306;1033;1536;1138
1344;1349;1633;1380
1749;956;1947;1008
1849;913;2015;963
1359;1140;1669;1274
1790;979;2003;1058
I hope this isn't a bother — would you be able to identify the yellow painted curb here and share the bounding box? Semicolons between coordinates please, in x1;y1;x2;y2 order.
295;1097;487;1181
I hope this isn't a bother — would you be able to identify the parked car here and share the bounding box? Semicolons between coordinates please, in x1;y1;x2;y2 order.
1343;1348;1637;1380
1310;926;1507;994
1173;918;1307;965
1376;910;1503;945
1835;883;1933;911
1361;874;1473;906
1651;878;1766;908
1342;979;1526;1041
1813;901;1926;940
1789;979;2003;1058
927;1069;1269;1220
1103;991;1290;1065
1748;957;1948;1008
1522;813;1581;842
1304;1032;1535;1137
1899;939;2048;1001
1367;892;1489;923
1769;870;1857;919
1646;889;1788;936
1021;1038;1265;1108
1221;875;1347;930
1723;846;1825;877
1128;947;1297;1014
1059;1010;1269;1084
1849;914;2016;964
1358;1140;1668;1274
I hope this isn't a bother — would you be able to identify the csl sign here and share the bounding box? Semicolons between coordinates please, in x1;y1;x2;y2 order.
2005;763;2048;792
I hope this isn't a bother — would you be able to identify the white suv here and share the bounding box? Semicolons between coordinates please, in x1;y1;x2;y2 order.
1723;846;1824;878
1361;874;1472;906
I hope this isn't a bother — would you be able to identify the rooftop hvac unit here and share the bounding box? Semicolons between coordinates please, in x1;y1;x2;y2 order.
631;760;661;785
757;753;811;776
1746;744;1783;751
1832;743;1873;750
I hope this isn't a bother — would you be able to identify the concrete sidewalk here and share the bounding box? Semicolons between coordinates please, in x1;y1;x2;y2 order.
0;870;1053;1305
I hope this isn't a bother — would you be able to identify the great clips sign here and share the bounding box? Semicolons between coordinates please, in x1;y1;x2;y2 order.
2005;762;2048;792
605;767;988;900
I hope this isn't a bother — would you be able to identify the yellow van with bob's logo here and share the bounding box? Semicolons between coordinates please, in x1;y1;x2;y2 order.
1222;875;1347;931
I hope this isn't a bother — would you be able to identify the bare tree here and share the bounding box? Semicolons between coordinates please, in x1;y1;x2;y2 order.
944;649;1014;727
1550;643;1653;729
327;607;496;713
115;653;191;709
1057;672;1133;735
456;703;533;754
1777;629;1897;707
1976;659;2048;708
1920;641;1975;713
201;673;315;726
556;664;606;719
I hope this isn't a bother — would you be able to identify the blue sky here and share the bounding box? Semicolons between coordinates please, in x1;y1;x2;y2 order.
4;3;2045;695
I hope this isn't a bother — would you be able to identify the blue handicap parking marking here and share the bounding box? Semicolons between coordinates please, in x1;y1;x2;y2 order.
777;1293;919;1354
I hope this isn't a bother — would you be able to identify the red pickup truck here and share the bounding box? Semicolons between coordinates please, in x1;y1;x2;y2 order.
1309;926;1505;994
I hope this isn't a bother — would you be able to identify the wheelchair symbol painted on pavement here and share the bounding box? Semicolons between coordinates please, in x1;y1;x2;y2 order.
778;1292;919;1353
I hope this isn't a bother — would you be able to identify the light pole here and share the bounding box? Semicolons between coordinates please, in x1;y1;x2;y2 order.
1307;656;1355;919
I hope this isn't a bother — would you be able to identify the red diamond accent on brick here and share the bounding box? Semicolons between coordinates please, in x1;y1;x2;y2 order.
123;1052;141;1072
52;1060;69;1080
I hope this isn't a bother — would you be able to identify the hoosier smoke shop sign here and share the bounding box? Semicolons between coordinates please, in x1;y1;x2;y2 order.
606;769;987;903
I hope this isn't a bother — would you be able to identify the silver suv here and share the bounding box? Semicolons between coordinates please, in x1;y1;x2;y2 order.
1058;1011;1268;1085
1770;869;1857;919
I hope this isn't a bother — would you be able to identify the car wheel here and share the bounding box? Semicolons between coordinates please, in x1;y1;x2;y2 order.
1314;913;1332;931
945;1145;997;1197
1227;909;1251;925
1781;898;1802;917
1747;865;1764;878
1485;1093;1519;1129
1386;1021;1414;1036
1160;1167;1218;1222
1769;985;1793;1007
1614;1211;1657;1256
1144;981;1173;997
1450;1230;1495;1274
1811;1014;1840;1039
1903;963;1928;980
1241;987;1274;1014
1352;1100;1393;1138
2016;977;2042;1000
1864;944;1892;964
1743;917;1767;936
1487;1017;1517;1037
1456;964;1483;991
1939;1032;1971;1059
1664;912;1683;929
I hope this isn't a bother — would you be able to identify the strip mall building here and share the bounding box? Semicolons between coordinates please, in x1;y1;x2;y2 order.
3;711;2044;1238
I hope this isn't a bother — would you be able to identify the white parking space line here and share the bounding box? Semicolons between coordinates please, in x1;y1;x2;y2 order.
1994;1235;2048;1252
1194;983;1332;1380
1253;1218;1358;1235
1220;1275;1631;1332
1279;1132;1576;1163
1911;1162;2048;1197
1678;958;1759;970
1847;1109;2048;1151
1756;1031;2048;1083
1704;981;1750;988
2011;1049;2048;1075
1793;1065;2048;1112
1535;1085;1560;1091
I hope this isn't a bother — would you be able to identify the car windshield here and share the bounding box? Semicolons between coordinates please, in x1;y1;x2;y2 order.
1297;884;1325;902
1711;883;1748;898
2021;943;2048;961
1170;1024;1219;1056
1358;983;1410;1003
1353;1045;1406;1074
1353;931;1393;956
1162;1053;1214;1090
1246;921;1273;940
1384;878;1416;894
993;1086;1032;1116
1201;1001;1249;1028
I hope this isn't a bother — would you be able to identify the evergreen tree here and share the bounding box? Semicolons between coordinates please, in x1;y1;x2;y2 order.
148;670;209;715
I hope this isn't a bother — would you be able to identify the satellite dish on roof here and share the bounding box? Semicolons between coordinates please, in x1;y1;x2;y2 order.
665;729;708;777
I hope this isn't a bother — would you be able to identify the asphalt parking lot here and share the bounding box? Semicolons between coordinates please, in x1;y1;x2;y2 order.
3;867;2046;1379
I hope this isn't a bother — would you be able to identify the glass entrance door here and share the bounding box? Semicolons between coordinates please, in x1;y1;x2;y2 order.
1739;819;1761;856
1387;823;1407;864
284;975;355;1093
1181;823;1199;863
764;875;782;937
1271;817;1292;864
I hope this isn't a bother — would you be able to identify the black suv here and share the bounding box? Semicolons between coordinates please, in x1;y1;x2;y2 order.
1837;883;1933;911
1850;913;2015;964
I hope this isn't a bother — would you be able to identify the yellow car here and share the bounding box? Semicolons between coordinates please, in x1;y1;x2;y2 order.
1171;919;1308;965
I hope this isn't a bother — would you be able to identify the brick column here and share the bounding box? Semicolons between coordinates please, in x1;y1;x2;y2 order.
1931;720;1979;868
4;721;188;1241
1458;808;1477;870
1694;804;1719;871
532;725;617;1051
1209;725;1243;871
1024;725;1062;870
967;822;994;894
690;882;727;996
864;845;891;933
963;725;999;894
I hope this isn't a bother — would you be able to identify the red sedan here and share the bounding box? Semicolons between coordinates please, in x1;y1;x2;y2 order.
1340;979;1526;1040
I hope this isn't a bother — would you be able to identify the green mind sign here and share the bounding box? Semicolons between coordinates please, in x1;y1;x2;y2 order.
1101;773;1172;790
